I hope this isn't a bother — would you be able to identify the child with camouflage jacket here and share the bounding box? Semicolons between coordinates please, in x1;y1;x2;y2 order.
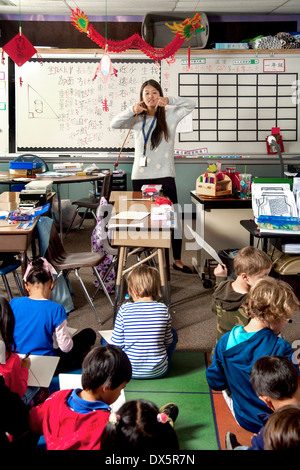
212;246;272;343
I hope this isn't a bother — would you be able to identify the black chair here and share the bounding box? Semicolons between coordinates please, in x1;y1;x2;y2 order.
64;173;113;238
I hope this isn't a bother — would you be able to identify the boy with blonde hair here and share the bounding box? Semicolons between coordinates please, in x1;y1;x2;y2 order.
206;277;299;433
212;246;272;342
111;265;178;379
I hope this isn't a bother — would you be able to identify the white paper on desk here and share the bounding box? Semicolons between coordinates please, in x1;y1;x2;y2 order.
58;373;125;412
111;211;149;220
187;225;223;265
108;222;144;229
99;329;113;344
19;354;60;387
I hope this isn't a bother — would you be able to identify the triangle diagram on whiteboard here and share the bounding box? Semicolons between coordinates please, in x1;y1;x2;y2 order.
27;84;59;119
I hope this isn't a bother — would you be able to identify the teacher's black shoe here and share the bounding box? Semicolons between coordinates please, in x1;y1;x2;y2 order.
172;263;194;274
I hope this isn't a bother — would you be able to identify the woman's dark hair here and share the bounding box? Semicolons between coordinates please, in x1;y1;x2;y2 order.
25;257;53;284
81;344;132;391
250;356;299;400
100;399;179;452
0;296;16;358
140;79;169;149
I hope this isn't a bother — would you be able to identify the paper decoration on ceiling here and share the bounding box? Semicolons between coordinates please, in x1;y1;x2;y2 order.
166;14;206;68
93;49;113;83
3;32;37;66
70;8;205;61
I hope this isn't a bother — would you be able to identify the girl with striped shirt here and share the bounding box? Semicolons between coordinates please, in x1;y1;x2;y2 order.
111;265;178;379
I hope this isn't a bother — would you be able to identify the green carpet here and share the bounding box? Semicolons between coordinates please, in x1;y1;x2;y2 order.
124;351;218;451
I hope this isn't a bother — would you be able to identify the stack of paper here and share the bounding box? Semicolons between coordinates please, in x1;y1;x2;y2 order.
281;244;300;254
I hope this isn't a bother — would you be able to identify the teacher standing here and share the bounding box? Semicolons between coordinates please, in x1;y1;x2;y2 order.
110;79;196;273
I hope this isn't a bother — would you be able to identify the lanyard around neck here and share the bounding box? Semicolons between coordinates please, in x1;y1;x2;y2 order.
142;114;156;156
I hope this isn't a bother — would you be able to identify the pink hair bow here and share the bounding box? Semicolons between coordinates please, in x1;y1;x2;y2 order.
23;257;57;282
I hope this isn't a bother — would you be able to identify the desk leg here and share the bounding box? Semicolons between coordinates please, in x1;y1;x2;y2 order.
55;183;63;243
20;251;27;294
113;246;127;322
192;200;205;277
158;248;170;306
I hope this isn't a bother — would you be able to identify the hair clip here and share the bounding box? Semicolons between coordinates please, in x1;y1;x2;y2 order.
23;257;57;282
157;412;169;424
109;412;120;425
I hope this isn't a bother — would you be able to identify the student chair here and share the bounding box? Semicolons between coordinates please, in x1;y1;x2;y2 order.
40;217;114;324
0;254;24;300
64;173;113;238
91;201;119;301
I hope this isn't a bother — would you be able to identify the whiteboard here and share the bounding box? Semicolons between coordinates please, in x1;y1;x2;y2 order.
161;53;300;155
14;51;300;156
15;57;160;151
0;53;9;153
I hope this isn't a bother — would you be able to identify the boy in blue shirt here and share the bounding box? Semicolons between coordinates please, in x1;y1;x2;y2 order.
206;277;299;433
226;355;300;449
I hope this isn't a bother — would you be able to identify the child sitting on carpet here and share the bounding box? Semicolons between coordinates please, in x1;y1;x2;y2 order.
10;257;96;374
226;355;300;450
0;374;39;449
206;277;299;434
110;265;178;379
100;399;179;452
29;344;132;450
263;404;300;450
212;246;272;343
0;296;30;399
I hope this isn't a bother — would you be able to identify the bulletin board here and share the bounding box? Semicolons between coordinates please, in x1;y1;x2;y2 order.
161;53;300;155
15;56;160;152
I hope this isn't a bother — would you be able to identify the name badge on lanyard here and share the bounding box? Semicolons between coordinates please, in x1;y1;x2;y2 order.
140;114;156;167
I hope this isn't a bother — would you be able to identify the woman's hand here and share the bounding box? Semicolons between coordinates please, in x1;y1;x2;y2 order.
155;97;169;109
133;101;147;115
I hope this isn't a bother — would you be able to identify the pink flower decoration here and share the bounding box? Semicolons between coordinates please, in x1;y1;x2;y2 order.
157;412;169;424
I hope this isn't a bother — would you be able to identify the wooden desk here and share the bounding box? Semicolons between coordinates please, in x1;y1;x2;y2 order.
0;172;103;242
0;192;38;285
108;191;172;319
190;190;253;282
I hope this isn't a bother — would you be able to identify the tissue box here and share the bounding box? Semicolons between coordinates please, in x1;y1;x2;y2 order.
151;204;173;220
